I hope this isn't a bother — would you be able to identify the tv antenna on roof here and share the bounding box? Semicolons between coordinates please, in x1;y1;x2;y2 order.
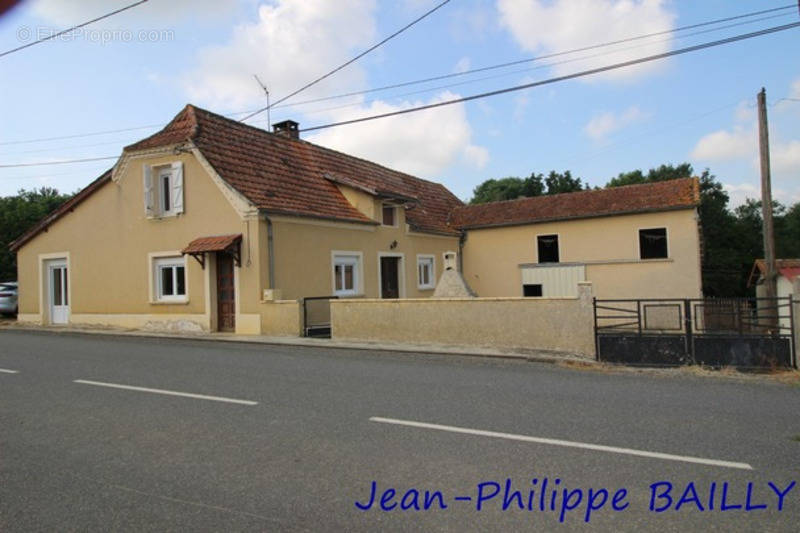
253;74;271;128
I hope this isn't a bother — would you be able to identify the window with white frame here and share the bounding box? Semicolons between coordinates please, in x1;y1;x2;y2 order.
144;162;184;218
333;253;361;296
154;256;186;302
417;255;435;289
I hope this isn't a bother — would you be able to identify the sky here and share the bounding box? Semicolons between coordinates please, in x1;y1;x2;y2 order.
0;0;798;207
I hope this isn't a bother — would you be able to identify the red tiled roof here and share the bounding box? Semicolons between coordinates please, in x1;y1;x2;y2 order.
448;178;700;230
749;259;800;286
127;105;463;235
8;169;113;252
181;234;242;254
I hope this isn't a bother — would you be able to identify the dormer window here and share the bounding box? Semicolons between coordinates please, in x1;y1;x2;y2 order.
382;204;396;226
144;162;184;218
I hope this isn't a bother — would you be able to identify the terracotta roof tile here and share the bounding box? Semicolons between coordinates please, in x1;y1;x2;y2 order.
182;234;242;254
127;105;463;235
449;178;700;230
749;258;800;286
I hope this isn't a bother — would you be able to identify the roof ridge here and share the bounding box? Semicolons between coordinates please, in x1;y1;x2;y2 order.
454;176;697;211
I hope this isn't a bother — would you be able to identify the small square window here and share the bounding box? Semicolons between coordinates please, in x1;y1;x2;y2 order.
523;284;543;297
417;255;435;289
333;254;360;296
639;228;668;259
537;235;559;263
154;257;186;302
382;205;396;226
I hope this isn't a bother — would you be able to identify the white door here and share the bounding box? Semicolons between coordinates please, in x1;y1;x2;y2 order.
48;261;69;324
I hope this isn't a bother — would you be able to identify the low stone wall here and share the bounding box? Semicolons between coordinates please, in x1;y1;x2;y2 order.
259;300;302;337
331;283;595;357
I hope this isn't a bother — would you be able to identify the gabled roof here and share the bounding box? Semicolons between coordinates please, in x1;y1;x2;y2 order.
127;105;463;235
748;259;800;287
9;169;113;251
448;178;700;230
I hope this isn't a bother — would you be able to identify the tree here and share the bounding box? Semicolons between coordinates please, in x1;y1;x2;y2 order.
0;188;73;281
469;170;584;204
606;162;693;187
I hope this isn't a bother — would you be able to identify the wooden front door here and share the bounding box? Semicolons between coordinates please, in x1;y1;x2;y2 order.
380;256;400;299
216;253;235;332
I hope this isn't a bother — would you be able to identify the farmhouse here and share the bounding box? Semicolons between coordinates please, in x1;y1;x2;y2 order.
11;104;703;337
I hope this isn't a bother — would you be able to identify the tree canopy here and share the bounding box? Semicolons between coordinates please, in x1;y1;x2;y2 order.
470;170;587;204
0;188;73;282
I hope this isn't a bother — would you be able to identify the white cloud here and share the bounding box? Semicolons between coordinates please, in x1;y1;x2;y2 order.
307;91;489;177
454;56;471;74
791;79;800;99
31;0;236;25
184;0;377;109
722;183;759;208
690;127;756;162
773;140;800;175
583;105;648;141
497;0;675;81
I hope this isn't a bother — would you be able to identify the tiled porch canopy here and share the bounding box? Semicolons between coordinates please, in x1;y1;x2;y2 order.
181;233;242;269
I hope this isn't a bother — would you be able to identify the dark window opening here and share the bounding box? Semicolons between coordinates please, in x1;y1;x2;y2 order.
382;205;395;226
161;174;171;212
537;234;559;263
639;228;668;259
523;284;543;297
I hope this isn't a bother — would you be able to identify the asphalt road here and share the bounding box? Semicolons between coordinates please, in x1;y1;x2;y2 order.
1;330;798;532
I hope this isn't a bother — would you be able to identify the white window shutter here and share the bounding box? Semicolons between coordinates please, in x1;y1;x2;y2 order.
143;165;155;217
171;162;184;214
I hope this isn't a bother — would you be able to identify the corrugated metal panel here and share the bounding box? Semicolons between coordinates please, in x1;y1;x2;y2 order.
520;264;586;297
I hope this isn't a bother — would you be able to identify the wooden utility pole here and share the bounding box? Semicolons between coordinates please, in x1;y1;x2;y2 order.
757;88;778;322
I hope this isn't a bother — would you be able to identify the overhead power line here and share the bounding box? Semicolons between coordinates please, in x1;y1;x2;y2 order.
0;156;118;169
240;0;452;121
298;21;800;133
4;21;798;170
269;3;798;110
1;3;792;147
0;0;150;59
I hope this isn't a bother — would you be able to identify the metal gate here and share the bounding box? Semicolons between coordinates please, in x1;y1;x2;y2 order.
594;297;796;368
303;296;338;338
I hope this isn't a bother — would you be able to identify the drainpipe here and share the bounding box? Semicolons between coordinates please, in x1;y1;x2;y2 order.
458;231;466;273
263;213;276;289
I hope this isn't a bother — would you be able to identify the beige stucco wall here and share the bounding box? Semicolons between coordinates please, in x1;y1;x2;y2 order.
331;283;595;356
462;209;703;299
260;300;302;337
15;150;266;333
268;208;459;301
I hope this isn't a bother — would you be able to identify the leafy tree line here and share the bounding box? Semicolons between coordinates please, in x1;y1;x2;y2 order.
469;163;800;297
0;188;73;282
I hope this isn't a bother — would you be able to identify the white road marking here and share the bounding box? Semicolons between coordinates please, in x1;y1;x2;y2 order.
370;417;753;471
73;379;258;406
0;368;19;374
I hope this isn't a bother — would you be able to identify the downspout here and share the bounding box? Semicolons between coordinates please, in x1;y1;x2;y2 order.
458;230;466;273
263;213;276;289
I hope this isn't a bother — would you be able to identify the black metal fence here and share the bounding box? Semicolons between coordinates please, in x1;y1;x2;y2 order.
594;297;796;368
302;296;338;338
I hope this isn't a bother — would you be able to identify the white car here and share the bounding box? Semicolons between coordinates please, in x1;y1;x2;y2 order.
0;282;18;316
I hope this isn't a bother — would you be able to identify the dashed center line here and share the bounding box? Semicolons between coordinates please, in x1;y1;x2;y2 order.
370;416;753;471
73;379;258;406
0;368;19;374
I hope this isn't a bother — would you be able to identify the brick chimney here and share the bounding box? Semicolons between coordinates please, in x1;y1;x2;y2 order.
272;119;299;140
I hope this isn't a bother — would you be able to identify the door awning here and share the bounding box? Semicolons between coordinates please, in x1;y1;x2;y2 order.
181;234;242;269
